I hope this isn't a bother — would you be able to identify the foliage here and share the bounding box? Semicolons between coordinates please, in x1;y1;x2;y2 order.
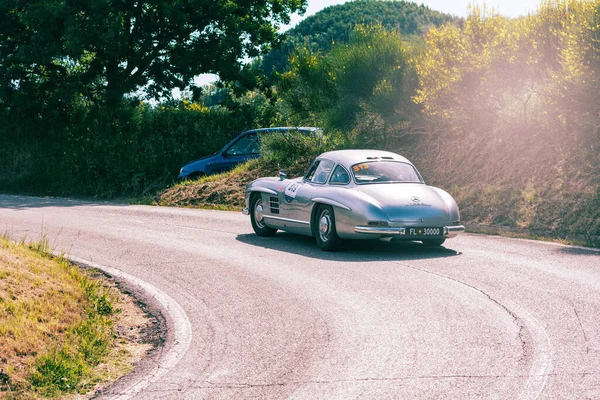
277;23;419;148
416;0;600;142
0;0;305;197
260;130;328;168
262;0;459;77
415;6;525;128
0;91;278;197
0;0;307;112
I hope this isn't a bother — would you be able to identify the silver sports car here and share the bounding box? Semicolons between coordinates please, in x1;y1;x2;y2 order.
243;150;464;251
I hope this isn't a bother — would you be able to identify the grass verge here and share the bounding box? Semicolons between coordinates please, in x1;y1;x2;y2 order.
0;237;153;399
154;160;274;210
153;155;314;210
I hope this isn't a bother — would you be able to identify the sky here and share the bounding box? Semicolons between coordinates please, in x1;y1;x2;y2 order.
194;0;544;87
291;0;542;24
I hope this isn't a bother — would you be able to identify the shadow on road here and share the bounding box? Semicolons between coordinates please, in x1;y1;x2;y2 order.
0;195;118;210
555;246;600;256
236;232;461;262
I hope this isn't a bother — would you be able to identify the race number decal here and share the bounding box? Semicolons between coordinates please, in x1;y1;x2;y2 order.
353;163;369;172
284;183;300;203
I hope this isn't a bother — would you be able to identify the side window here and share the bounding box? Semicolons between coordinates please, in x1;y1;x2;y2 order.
304;161;320;182
225;134;258;156
329;165;350;184
310;159;334;184
245;134;260;154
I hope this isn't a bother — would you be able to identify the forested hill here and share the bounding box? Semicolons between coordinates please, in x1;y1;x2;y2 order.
262;0;460;76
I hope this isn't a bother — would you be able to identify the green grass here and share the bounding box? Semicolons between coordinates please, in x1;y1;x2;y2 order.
0;237;137;398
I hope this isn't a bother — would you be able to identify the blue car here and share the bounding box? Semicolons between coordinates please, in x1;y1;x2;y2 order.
178;127;321;179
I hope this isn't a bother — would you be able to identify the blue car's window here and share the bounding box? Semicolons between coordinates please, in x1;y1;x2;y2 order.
225;134;259;156
329;165;350;185
352;161;423;184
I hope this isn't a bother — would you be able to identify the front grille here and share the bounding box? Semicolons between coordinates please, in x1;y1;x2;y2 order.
269;196;280;214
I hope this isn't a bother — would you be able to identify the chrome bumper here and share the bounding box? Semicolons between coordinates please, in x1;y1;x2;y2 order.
242;207;249;215
354;225;465;238
445;225;465;238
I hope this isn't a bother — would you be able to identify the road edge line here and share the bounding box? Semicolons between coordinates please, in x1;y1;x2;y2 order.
63;254;192;399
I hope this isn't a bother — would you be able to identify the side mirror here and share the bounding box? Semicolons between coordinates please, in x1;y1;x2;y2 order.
279;170;287;181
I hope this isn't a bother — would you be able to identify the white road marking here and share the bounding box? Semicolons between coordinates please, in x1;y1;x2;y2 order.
504;300;554;400
63;254;192;400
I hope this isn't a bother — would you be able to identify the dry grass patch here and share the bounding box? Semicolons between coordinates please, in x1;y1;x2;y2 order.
0;238;153;399
155;157;313;210
156;159;278;209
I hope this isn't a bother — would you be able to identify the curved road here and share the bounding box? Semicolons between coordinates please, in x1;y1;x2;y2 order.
1;195;599;399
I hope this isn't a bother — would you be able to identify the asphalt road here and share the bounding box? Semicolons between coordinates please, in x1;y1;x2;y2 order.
1;195;599;399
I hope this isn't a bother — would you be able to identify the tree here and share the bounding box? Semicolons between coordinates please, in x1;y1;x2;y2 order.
262;0;459;78
0;0;307;110
415;6;519;129
416;0;600;139
545;0;600;139
278;24;418;147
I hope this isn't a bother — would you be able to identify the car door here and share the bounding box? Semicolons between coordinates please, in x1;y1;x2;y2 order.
280;159;335;227
211;133;259;174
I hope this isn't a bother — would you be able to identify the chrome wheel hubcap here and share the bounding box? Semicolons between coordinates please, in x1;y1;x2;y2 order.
254;202;265;228
319;213;331;242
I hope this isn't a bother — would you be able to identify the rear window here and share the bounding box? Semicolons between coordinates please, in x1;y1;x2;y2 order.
351;161;423;184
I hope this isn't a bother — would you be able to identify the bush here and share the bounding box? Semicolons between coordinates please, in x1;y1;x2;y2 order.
260;130;329;173
0;94;277;197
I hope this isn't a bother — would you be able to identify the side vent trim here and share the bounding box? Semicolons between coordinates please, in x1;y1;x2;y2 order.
269;196;280;214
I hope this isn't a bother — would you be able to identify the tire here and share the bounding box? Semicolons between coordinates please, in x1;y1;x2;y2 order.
250;194;277;237
314;205;341;251
421;238;446;247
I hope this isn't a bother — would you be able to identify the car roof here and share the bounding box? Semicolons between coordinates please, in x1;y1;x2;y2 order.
242;127;321;135
317;149;412;167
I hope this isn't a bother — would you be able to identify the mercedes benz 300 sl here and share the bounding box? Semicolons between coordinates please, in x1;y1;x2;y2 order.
243;150;464;251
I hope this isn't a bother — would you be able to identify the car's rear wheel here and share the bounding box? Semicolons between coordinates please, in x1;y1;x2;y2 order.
422;239;446;246
250;194;277;237
315;205;341;251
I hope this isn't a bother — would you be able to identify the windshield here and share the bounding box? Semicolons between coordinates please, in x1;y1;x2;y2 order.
351;161;423;184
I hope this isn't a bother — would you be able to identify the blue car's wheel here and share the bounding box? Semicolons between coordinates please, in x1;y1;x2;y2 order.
315;205;341;251
250;194;277;237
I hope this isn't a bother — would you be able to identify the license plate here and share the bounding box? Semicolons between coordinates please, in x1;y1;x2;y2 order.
405;227;442;237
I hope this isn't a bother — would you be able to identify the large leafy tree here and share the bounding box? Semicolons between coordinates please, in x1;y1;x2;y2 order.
0;0;306;109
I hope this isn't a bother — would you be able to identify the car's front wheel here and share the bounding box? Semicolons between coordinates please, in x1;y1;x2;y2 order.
315;205;341;251
422;239;446;247
250;194;277;237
